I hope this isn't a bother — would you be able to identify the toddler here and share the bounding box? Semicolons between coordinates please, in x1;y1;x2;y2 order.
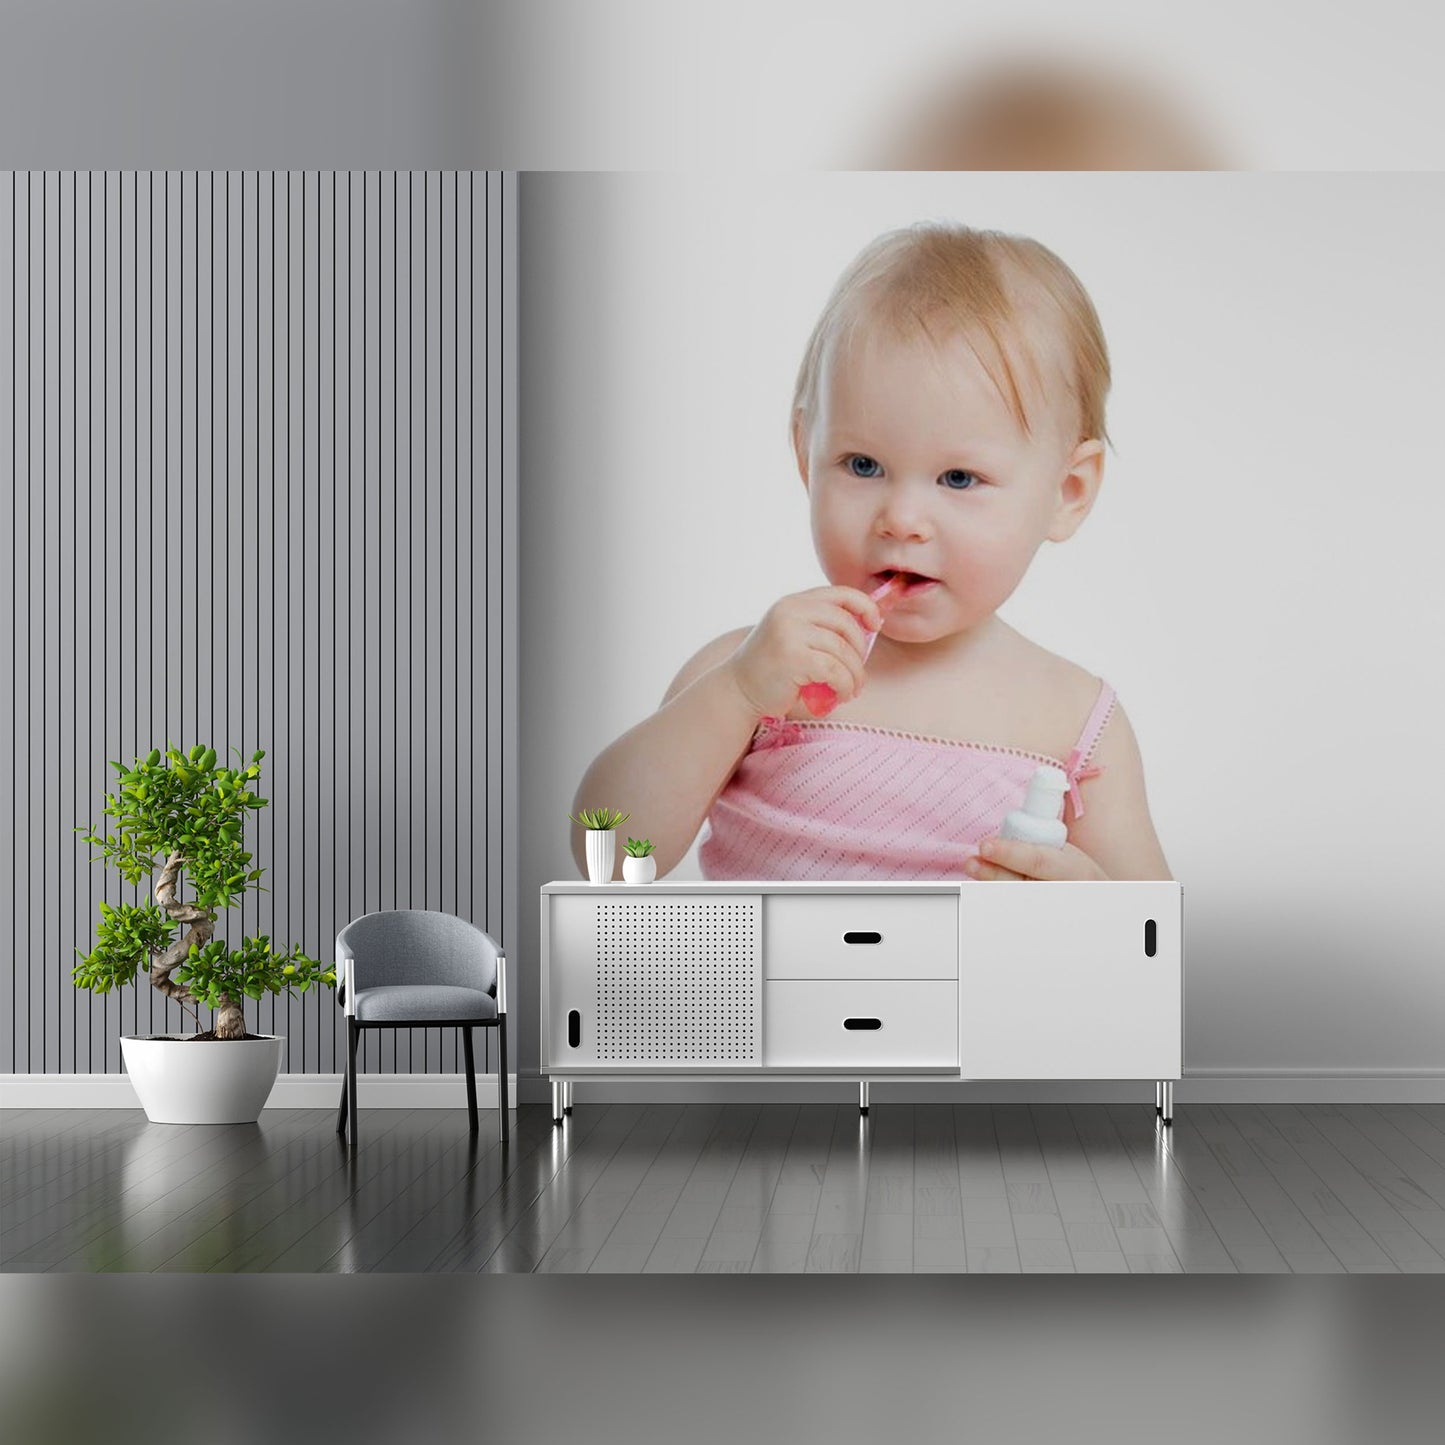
573;223;1171;883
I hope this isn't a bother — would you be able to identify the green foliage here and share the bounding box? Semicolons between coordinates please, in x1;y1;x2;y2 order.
623;837;656;858
569;806;630;831
175;935;332;1008
76;744;268;910
72;900;174;993
74;744;334;1026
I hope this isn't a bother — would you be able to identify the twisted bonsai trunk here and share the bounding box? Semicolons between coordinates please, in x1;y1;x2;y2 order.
210;998;247;1040
152;850;244;1040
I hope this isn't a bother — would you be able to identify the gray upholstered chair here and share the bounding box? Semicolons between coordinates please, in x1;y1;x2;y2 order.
334;910;509;1145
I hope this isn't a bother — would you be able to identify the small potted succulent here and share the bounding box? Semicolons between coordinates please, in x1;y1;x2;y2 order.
568;806;631;885
74;744;332;1124
622;837;658;885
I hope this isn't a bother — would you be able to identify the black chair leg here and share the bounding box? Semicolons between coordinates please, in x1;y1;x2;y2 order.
462;1025;479;1133
346;1017;360;1148
498;1014;509;1142
335;1071;349;1135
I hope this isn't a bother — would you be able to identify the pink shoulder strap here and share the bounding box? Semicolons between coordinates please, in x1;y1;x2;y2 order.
1063;680;1116;821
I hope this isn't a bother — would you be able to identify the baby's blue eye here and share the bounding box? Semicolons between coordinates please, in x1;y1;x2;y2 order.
847;455;882;478
940;468;980;490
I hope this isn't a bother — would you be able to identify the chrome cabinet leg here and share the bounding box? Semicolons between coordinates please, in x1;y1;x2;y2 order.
859;1081;869;1116
1162;1081;1174;1126
1156;1081;1162;1117
552;1078;563;1126
564;1081;573;1115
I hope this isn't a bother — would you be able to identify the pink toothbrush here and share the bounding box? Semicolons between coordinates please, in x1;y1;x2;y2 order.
799;575;907;717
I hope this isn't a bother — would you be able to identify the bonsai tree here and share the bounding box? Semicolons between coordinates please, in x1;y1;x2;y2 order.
74;744;332;1041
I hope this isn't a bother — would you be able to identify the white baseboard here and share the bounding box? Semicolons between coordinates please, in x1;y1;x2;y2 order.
6;1071;1444;1110
513;1073;1445;1107
1154;1076;1445;1105
1;1072;518;1110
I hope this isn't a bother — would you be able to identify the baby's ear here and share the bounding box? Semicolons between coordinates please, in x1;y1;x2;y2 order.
1047;438;1104;543
791;409;811;489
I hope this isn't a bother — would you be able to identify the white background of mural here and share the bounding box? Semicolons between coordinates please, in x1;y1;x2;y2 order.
521;171;1445;1076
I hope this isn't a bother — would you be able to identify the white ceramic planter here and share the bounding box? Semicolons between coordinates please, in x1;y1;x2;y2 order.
585;829;616;885
120;1034;285;1124
622;854;657;884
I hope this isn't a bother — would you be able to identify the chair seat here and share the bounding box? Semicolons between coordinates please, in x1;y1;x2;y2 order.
352;985;498;1023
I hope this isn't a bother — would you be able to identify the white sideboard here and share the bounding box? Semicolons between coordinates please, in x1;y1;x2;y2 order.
540;880;1182;1120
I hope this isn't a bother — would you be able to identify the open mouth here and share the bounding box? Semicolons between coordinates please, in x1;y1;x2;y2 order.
873;568;939;594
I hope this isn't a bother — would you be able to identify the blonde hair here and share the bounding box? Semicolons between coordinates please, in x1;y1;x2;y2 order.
793;223;1112;452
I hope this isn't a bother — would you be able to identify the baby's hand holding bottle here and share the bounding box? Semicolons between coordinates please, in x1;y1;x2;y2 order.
723;586;884;720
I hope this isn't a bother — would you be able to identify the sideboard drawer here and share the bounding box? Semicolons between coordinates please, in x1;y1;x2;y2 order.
763;893;958;980
763;980;958;1068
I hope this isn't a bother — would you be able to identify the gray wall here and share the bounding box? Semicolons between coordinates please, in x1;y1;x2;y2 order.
4;170;517;1077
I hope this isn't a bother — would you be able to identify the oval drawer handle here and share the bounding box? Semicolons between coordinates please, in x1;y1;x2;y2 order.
843;931;881;944
843;1017;882;1031
567;1010;581;1048
1144;920;1157;958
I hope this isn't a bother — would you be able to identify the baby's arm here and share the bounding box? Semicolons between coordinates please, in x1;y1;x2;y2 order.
570;586;885;877
569;628;760;878
967;702;1173;882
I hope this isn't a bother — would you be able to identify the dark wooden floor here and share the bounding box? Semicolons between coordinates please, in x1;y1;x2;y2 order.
6;1101;1445;1272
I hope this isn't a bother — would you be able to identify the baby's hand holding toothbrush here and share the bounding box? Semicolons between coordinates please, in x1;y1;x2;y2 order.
723;583;891;721
798;575;906;717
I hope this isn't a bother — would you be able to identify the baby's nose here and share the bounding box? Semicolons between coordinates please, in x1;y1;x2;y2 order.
875;486;934;540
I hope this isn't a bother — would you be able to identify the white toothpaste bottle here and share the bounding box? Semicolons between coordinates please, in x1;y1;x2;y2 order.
998;765;1069;848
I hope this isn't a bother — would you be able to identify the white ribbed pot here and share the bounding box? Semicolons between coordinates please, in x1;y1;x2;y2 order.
120;1034;285;1124
585;829;616;885
622;854;657;884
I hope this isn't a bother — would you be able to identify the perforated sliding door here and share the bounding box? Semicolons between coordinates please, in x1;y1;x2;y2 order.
547;895;761;1068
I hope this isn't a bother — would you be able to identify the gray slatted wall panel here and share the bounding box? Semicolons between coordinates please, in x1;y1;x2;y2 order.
1;170;516;1076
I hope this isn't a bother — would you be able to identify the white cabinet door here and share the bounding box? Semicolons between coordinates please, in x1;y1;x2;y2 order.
546;893;762;1068
545;895;601;1067
959;882;1182;1079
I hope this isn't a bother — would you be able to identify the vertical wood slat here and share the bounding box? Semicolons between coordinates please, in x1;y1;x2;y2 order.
6;176;28;1076
1;171;514;1077
56;170;74;1076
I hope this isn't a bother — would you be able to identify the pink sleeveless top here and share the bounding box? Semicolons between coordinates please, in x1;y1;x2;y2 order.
698;681;1116;882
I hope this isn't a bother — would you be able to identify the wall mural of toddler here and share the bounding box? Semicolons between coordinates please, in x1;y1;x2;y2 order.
574;223;1171;884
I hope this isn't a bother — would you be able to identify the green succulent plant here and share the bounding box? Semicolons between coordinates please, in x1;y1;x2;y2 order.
623;838;656;858
569;806;631;831
74;744;331;1041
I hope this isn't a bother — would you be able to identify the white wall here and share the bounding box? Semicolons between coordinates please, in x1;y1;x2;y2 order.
520;173;1445;1076
449;0;1445;169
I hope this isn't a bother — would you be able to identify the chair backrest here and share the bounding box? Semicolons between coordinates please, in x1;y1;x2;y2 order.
336;910;500;995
